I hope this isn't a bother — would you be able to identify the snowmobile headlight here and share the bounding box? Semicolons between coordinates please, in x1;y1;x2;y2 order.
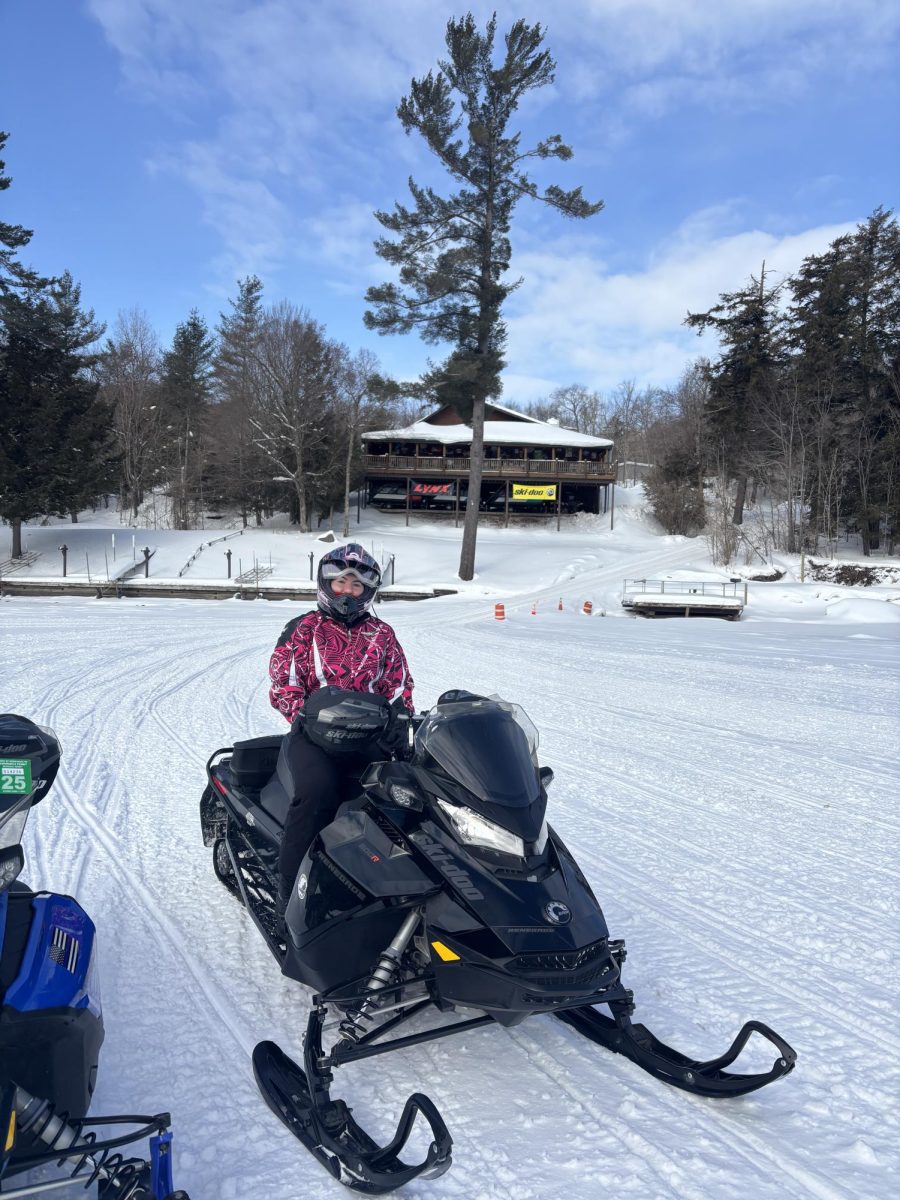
436;798;525;857
389;784;419;808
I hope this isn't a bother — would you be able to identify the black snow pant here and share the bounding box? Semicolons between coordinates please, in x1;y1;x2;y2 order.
277;726;383;904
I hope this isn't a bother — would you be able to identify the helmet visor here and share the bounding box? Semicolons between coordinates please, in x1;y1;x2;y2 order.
320;562;380;589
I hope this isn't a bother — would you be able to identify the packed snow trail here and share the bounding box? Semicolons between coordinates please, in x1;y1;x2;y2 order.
2;590;898;1200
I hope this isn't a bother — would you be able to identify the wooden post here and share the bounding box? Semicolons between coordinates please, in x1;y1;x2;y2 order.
610;483;615;531
505;479;510;528
454;478;460;529
406;476;410;528
556;482;561;531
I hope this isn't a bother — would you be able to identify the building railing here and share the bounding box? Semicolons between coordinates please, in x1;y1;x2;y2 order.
363;453;615;480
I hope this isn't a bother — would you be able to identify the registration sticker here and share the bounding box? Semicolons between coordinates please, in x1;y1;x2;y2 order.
0;760;32;795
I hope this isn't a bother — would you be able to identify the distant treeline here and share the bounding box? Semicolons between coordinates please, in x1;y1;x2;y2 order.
2;123;897;562
522;210;900;559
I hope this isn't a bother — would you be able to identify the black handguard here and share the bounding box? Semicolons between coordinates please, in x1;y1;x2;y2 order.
381;699;413;758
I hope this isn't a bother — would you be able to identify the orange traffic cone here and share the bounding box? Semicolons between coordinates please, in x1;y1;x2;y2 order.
494;602;506;621
558;597;564;611
582;600;593;616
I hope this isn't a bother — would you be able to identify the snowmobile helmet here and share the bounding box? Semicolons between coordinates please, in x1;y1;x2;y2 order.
316;543;381;625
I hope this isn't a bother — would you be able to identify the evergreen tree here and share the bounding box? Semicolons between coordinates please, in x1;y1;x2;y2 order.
0;131;47;296
213;277;270;525
788;209;900;553
0;276;116;554
686;265;785;525
365;13;602;579
160;309;214;528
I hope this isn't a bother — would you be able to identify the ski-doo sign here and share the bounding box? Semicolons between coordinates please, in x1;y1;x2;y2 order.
512;484;557;501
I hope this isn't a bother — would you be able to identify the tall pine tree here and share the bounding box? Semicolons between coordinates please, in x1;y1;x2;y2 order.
0;131;46;296
686;266;785;525
0;276;116;554
788;209;900;552
213;277;270;525
365;14;602;579
160;309;214;528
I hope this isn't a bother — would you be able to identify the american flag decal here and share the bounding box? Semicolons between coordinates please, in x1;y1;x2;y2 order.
48;927;80;974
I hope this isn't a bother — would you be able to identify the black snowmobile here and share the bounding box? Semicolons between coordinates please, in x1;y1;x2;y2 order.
202;689;796;1194
0;714;190;1199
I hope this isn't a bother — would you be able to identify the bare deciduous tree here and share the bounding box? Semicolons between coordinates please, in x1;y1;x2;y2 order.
99;309;162;520
250;303;342;532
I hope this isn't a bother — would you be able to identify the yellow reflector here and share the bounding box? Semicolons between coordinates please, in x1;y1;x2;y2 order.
4;1110;15;1153
431;941;461;962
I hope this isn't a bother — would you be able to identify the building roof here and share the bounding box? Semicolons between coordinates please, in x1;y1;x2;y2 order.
364;414;613;450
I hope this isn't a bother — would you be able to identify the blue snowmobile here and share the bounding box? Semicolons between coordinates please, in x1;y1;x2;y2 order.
0;714;189;1199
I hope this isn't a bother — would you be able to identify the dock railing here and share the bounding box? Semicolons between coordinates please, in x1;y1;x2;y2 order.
622;579;744;599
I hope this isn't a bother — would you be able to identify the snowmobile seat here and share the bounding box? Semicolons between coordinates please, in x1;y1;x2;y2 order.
259;774;292;828
230;735;284;795
256;737;297;828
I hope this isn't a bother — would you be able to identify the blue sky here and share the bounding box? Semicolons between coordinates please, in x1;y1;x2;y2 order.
2;0;898;401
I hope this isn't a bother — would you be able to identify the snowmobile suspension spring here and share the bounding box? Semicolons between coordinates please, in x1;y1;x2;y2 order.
338;909;421;1043
13;1085;150;1198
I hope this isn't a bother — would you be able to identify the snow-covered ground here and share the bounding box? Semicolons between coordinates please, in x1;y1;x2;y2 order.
2;495;899;1199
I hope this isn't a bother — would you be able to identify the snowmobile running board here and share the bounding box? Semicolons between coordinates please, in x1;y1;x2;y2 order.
555;1004;797;1097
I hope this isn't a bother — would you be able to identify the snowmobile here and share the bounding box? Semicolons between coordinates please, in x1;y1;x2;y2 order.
201;689;796;1194
0;714;190;1199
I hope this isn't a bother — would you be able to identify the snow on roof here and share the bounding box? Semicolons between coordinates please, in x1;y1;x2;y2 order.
364;418;613;449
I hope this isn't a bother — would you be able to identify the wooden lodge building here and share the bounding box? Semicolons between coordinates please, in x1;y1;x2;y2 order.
363;402;615;523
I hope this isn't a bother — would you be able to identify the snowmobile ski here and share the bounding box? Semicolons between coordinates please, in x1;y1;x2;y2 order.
252;1035;452;1195
556;1002;796;1096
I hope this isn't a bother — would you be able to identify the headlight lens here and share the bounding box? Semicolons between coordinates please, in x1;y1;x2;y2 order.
389;784;419;808
436;798;525;857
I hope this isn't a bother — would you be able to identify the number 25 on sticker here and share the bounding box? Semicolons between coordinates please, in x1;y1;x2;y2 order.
0;760;32;794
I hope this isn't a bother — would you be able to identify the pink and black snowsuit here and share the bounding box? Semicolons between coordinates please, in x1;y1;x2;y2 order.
269;609;414;905
268;610;414;723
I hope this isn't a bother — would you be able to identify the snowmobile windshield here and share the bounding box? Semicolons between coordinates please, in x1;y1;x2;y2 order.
0;797;29;851
416;697;540;808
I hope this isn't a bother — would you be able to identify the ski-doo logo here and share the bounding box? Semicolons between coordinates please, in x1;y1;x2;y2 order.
0;744;28;753
416;834;484;901
543;901;572;926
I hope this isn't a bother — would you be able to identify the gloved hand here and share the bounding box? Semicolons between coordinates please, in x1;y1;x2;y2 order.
381;699;413;758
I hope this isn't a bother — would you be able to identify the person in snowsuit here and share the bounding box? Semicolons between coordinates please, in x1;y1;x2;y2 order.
268;543;414;912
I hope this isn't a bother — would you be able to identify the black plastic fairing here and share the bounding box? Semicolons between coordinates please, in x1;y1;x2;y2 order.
413;821;611;954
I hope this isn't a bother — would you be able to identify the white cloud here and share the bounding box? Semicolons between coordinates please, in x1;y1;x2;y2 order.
504;211;858;393
83;0;894;383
